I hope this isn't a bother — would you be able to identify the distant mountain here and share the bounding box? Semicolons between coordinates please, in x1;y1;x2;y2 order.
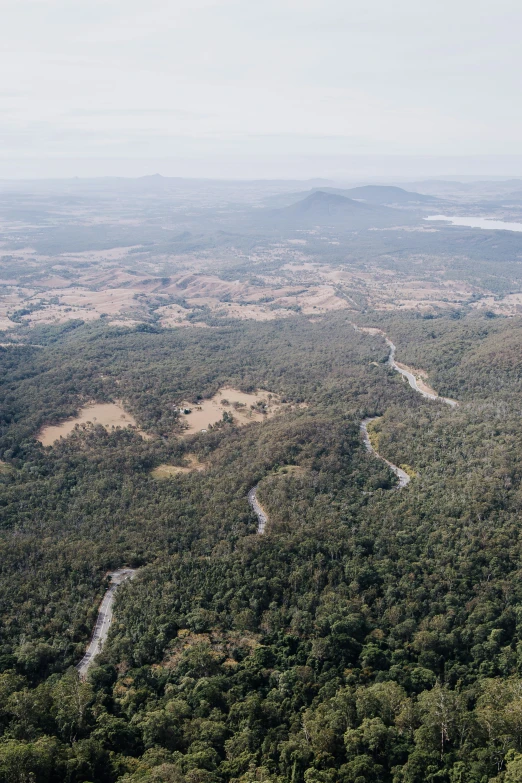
406;179;522;197
263;184;439;209
340;185;439;204
256;190;416;230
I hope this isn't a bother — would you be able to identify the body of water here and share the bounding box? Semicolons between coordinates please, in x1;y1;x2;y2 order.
426;215;522;232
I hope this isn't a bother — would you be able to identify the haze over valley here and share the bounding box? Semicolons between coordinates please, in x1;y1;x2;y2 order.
4;2;522;782
5;174;522;338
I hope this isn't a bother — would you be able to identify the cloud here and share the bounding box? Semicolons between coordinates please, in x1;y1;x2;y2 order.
2;0;522;171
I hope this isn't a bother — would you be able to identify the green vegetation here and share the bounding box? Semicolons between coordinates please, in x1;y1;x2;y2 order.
359;311;522;402
365;418;381;452
2;311;522;782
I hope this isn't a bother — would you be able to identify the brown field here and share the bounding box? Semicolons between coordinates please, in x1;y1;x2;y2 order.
470;293;522;315
180;387;283;435
202;301;295;321
155;303;194;327
2;238;515;334
18;286;145;327
275;285;349;315
37;402;148;446
282;263;479;313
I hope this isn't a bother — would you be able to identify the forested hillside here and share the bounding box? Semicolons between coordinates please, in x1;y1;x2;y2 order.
2;312;522;782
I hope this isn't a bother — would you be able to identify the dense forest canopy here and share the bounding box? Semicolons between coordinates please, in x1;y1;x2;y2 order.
2;310;522;782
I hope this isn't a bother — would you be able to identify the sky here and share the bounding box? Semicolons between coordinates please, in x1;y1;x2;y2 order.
1;0;522;179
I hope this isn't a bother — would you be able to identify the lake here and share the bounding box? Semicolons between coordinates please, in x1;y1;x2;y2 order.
426;215;522;232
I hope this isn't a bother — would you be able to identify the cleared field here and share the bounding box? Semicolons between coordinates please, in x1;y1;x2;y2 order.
180;387;282;435
0;252;494;334
211;302;295;321
471;292;522;315
38;402;147;446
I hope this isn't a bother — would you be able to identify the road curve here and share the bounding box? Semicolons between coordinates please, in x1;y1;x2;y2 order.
361;417;410;488
248;486;268;534
352;324;458;408
76;568;137;678
354;324;459;488
385;337;458;408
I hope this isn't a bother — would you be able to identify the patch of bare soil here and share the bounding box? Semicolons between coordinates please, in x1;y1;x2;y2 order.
180;387;285;435
353;325;385;336
37;402;149;446
470;293;522;315
213;302;295;321
276;285;349;315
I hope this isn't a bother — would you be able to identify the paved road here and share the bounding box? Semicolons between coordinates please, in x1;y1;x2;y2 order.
247;330;457;514
248;486;268;534
385;338;458;408
361;417;410;488
354;325;460;488
76;568;137;678
352;323;458;408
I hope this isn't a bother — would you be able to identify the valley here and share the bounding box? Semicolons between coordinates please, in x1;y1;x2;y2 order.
2;177;522;783
5;0;522;775
4;176;522;340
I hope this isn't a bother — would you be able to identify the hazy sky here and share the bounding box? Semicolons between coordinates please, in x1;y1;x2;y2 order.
2;0;522;178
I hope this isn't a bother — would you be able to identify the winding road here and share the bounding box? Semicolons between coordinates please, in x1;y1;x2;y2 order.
353;324;459;488
361;417;410;488
247;327;458;512
76;568;136;678
352;323;458;407
385;337;458;407
248;486;269;534
78;326;458;672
